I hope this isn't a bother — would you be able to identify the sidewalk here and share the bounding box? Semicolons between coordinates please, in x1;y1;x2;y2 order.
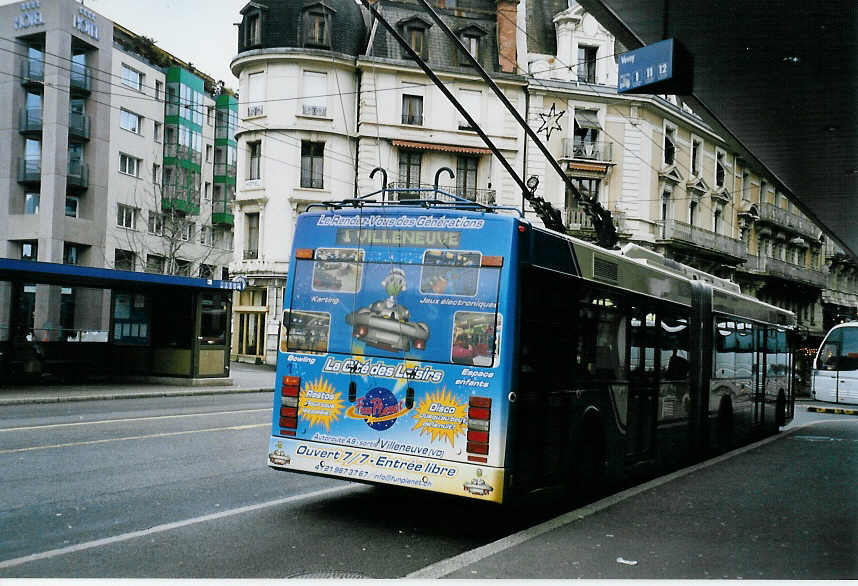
0;362;277;406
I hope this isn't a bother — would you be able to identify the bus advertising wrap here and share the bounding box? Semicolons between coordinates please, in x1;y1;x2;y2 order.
268;210;515;502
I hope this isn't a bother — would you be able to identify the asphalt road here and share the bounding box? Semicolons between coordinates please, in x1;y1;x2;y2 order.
0;395;854;578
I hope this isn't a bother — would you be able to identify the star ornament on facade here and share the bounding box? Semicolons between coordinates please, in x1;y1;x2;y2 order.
536;103;565;140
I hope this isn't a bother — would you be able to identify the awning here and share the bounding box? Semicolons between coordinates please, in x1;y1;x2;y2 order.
574;109;601;130
392;140;492;156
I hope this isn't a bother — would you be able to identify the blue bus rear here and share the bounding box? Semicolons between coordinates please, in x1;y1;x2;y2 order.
267;208;518;502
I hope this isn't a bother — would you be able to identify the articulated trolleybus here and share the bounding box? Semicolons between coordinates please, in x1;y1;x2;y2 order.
267;190;795;504
812;321;858;405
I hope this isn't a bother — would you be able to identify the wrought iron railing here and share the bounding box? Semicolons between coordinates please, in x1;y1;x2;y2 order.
659;219;747;259
302;104;327;117
561;138;613;161
387;182;496;205
401;113;423;125
247;104;264;117
566;205;625;232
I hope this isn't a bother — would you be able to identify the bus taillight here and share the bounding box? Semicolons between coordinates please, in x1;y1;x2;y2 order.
466;396;491;462
280;376;301;436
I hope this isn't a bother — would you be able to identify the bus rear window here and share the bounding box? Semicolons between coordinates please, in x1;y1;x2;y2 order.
283;250;501;365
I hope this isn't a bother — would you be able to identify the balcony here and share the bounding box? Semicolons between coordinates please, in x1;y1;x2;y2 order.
18;108;42;135
742;254;827;288
67;161;89;191
214;162;237;179
401;113;423;125
757;202;820;240
20;59;44;85
68;112;90;141
212;199;234;227
161;184;201;215
17;158;41;184
566;205;626;234
164;143;202;166
658;219;748;262
302;104;327;117
561;139;614;162
387;182;496;205
70;65;92;95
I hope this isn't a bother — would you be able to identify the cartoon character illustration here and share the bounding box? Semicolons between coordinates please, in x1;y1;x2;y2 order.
463;476;494;496
269;449;290;466
346;268;430;352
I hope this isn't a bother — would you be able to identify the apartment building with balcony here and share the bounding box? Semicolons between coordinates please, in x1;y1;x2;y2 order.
230;0;525;364
0;0;235;343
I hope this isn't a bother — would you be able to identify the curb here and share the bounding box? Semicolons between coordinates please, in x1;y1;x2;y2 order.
0;387;273;406
806;405;858;416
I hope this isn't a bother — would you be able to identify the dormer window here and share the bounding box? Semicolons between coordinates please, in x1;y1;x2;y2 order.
240;2;266;49
457;25;487;65
398;16;432;60
303;3;335;49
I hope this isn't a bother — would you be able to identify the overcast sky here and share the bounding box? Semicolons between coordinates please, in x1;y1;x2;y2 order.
3;0;244;87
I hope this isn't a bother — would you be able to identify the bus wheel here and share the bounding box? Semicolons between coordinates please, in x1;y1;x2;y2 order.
775;391;787;429
717;396;733;452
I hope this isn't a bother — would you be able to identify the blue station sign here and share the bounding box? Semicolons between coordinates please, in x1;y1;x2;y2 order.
618;38;693;95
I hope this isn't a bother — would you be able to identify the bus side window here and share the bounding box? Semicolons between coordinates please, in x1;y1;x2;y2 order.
839;327;858;371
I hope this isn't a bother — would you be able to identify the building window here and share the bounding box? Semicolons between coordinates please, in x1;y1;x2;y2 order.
245;212;260;259
304;9;330;47
716;151;726;187
206;144;213;163
204;182;212;201
664;126;676;165
63;243;79;265
456;156;478;199
400;21;429;59
457;89;481;130
760;180;767;203
199;263;215;279
691;139;701;175
155;80;163;101
115;249;135;271
154;121;162;143
121;64;144;91
247;71;265;117
200;225;213;246
65;196;79;218
713;205;723;234
459;31;482;64
401;94;423;125
573;110;601;156
119;153;141;177
182;222;194;242
24;193;40;215
175;259;191;277
146;254;165;274
577;45;598;83
398;150;422;193
21;241;37;261
245;11;262;47
302;71;327;116
742;171;751;200
117;204;136;229
152;163;161;185
148;211;163;235
689;200;697;226
248;141;261;180
207;106;214;126
300;141;324;189
120;109;142;134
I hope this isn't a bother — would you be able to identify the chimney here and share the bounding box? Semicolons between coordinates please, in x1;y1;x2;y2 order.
496;0;519;73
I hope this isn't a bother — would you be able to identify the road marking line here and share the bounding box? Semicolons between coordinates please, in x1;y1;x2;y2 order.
0;423;270;455
0;408;271;433
0;484;360;570
408;419;858;579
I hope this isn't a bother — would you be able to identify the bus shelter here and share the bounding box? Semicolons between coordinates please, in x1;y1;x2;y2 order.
0;258;241;385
